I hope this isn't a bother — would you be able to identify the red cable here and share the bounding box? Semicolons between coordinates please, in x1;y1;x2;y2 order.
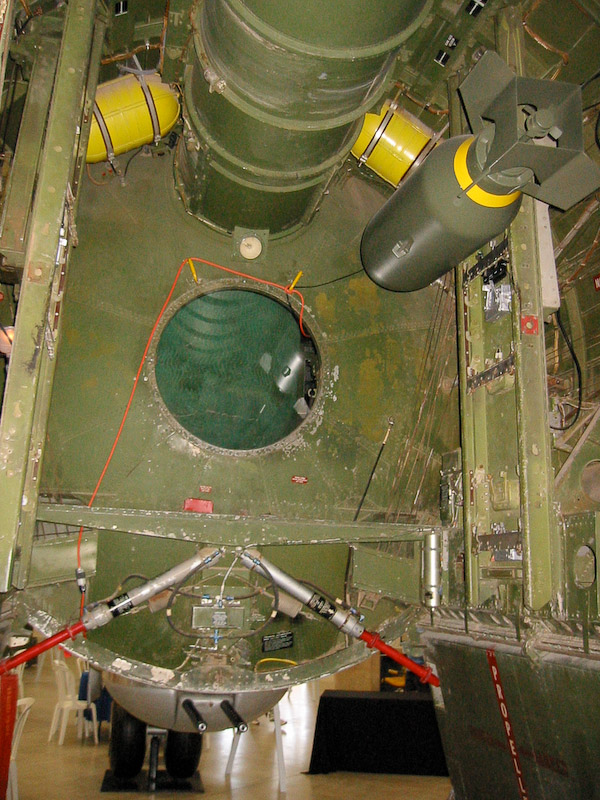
75;257;187;599
189;256;307;337
360;630;440;687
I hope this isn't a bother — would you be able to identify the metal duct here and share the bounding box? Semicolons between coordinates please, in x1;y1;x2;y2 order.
176;0;431;235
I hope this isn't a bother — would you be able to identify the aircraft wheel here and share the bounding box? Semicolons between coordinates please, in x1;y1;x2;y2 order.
109;702;147;779
164;730;203;779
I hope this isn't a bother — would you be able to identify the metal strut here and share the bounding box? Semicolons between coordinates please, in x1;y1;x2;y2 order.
0;547;224;675
0;546;439;688
239;549;440;687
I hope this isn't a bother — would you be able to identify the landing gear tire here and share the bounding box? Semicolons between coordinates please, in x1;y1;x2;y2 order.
164;730;203;779
109;702;147;779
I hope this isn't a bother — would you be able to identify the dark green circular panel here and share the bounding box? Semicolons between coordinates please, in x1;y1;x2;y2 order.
155;290;318;450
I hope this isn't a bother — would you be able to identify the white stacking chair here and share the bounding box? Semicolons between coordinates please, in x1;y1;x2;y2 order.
35;649;46;683
73;655;88;677
7;697;35;800
48;661;98;745
12;660;25;698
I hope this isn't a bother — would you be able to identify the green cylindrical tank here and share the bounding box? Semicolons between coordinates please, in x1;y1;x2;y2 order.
176;0;431;235
360;135;523;291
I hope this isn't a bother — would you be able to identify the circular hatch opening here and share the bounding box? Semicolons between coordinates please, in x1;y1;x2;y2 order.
155;289;319;450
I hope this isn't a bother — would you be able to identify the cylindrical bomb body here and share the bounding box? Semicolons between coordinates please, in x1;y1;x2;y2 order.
360;135;522;291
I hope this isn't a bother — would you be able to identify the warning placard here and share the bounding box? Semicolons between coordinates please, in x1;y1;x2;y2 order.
262;631;294;653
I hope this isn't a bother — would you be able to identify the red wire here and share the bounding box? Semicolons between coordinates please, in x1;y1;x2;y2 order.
75;258;187;602
189;257;307;337
75;255;305;619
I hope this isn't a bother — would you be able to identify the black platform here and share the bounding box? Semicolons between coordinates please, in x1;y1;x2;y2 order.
101;770;204;793
308;690;448;776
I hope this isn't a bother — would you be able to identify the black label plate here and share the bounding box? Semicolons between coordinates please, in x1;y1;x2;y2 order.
262;631;294;653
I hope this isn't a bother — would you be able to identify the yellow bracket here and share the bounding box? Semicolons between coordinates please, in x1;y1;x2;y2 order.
288;270;303;291
188;258;198;283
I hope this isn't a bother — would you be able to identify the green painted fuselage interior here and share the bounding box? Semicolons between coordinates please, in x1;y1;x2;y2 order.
155;289;317;451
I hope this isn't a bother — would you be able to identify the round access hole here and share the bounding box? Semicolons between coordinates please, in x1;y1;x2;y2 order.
155;289;319;450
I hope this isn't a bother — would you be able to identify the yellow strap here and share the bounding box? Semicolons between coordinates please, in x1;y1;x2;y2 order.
288;270;303;291
188;258;198;283
453;138;521;208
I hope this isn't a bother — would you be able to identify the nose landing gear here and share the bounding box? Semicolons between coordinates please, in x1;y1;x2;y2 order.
108;701;203;791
